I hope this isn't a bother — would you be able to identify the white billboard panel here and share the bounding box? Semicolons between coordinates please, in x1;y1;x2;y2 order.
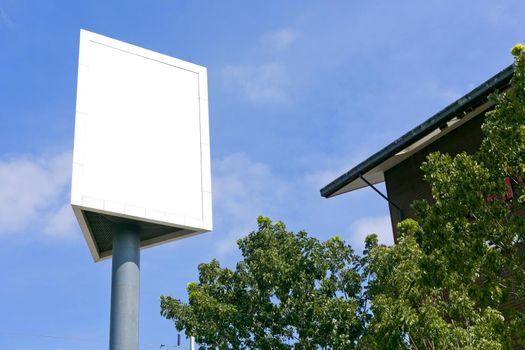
71;30;212;261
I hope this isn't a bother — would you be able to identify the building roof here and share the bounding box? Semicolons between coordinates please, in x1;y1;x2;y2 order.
320;64;514;198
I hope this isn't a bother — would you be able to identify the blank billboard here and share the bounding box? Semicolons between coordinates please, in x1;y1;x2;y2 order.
71;30;212;261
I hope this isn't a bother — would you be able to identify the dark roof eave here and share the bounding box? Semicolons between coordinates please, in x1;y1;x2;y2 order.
320;64;514;198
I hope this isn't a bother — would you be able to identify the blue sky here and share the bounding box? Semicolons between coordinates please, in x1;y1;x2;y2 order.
0;1;524;349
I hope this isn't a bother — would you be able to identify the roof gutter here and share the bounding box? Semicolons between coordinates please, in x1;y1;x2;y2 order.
320;64;514;198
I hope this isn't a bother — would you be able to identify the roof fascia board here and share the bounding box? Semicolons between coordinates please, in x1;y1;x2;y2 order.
321;64;514;198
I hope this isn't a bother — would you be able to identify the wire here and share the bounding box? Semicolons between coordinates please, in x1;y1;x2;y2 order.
0;330;101;342
0;330;187;349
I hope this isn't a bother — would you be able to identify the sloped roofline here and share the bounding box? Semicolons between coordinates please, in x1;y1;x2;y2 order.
320;64;514;198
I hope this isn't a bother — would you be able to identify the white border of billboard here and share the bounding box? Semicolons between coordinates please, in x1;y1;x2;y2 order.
71;30;212;261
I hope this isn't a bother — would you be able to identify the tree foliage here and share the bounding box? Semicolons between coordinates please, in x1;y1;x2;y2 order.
161;217;365;349
161;45;525;349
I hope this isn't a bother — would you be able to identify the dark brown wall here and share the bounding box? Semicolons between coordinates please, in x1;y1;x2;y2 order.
384;114;485;240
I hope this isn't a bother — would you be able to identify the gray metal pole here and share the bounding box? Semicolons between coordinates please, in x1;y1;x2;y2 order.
109;224;141;350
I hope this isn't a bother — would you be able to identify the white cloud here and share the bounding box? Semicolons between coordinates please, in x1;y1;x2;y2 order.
301;151;370;189
210;152;395;259
222;62;291;104
349;215;394;254
44;203;77;239
261;28;298;51
0;8;15;29
305;167;349;190
209;148;390;258
0;150;76;239
212;152;288;256
221;27;300;105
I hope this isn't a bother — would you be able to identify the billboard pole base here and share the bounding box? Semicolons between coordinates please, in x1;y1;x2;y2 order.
109;223;140;350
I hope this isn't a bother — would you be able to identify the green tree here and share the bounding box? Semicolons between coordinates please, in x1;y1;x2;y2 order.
161;217;365;349
360;44;525;349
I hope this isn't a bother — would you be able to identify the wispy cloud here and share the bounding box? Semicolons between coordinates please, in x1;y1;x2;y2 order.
423;80;463;105
0;151;76;239
44;203;77;238
261;28;298;51
221;27;300;105
212;152;289;256
349;215;394;254
301;150;371;189
0;8;15;29
304;164;352;190
222;62;291;104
